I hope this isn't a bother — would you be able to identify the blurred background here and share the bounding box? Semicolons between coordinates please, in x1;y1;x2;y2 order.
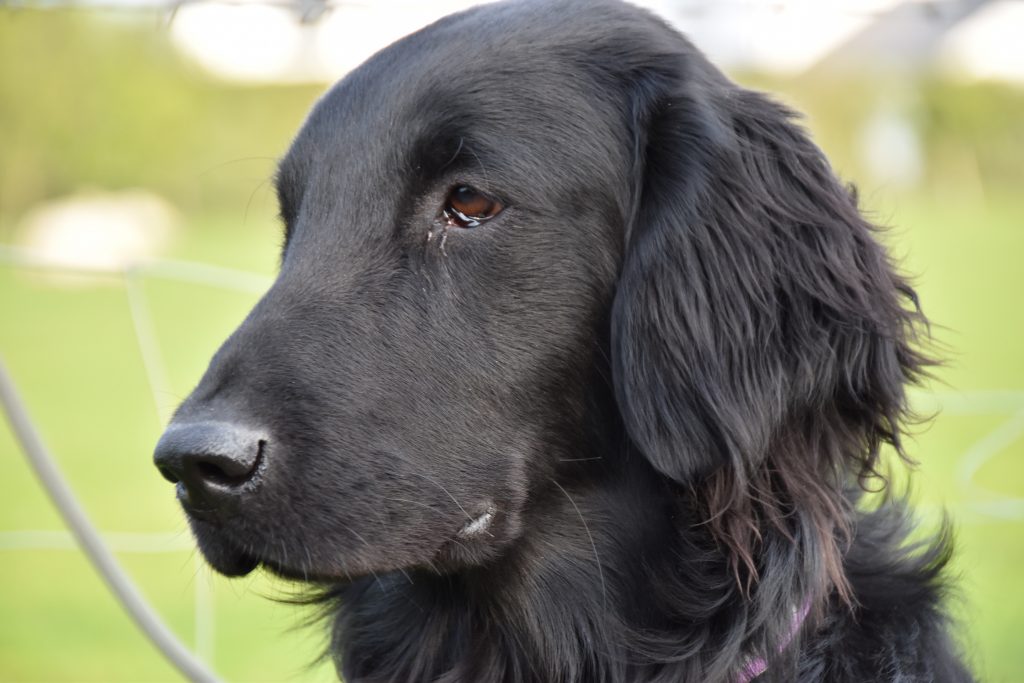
1;0;1022;680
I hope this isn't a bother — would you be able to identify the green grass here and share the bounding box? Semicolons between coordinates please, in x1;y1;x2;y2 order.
0;213;337;682
1;191;1022;681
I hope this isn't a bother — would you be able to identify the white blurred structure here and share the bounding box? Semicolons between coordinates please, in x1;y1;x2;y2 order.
170;0;491;82
163;0;1024;84
939;1;1024;83
16;190;178;277
858;104;926;188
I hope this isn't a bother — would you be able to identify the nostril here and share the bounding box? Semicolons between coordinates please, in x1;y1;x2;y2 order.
192;441;264;488
154;422;268;506
197;461;231;485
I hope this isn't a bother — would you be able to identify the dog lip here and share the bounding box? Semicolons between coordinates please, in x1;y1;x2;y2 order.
187;516;262;576
179;494;221;522
207;548;260;577
261;559;329;583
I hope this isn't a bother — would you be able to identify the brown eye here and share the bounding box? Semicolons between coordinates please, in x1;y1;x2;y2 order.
443;185;503;228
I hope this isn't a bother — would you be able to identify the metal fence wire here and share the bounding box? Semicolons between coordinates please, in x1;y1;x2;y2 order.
0;245;273;682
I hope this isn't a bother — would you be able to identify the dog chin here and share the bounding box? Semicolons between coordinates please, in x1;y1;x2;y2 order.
188;519;261;577
187;503;515;581
198;539;261;577
188;518;364;582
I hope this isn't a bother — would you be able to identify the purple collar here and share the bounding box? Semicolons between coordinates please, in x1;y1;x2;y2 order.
736;599;812;683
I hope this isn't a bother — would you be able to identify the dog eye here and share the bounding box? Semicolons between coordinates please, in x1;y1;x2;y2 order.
443;185;503;228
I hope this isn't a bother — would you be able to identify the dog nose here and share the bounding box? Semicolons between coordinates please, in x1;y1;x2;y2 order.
154;421;266;511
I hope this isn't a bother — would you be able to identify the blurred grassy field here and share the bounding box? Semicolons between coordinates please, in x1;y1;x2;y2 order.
0;211;340;682
2;9;1023;683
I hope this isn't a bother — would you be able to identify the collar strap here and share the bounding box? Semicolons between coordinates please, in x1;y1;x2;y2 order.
736;598;811;683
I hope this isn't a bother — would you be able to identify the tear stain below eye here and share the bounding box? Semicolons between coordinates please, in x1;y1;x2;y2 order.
425;225;451;257
458;503;497;538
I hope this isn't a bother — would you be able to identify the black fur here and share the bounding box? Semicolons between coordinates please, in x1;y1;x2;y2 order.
158;1;973;680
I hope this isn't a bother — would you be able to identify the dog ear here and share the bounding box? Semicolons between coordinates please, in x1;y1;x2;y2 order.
611;66;931;596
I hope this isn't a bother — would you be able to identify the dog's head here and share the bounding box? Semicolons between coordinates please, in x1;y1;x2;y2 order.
155;0;927;597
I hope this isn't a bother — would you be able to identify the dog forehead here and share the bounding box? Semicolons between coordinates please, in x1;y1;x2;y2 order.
282;0;666;164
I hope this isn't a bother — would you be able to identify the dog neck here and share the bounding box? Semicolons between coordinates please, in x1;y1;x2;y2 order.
328;455;810;683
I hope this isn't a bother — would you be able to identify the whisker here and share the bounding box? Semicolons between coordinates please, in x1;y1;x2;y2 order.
439;136;465;173
381;453;474;522
397;567;414;585
405;471;474;522
551;478;607;611
388;496;446;515
468;146;490;186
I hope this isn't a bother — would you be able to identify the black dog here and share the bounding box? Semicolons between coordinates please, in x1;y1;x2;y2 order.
154;1;973;680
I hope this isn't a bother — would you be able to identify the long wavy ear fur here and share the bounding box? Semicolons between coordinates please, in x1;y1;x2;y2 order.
611;57;932;602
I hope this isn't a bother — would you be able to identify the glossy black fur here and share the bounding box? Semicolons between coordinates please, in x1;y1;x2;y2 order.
162;1;974;680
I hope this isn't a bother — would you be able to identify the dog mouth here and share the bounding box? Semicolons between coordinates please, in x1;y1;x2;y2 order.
187;502;504;580
196;538;341;582
209;549;261;577
187;518;327;580
188;525;385;583
189;524;262;577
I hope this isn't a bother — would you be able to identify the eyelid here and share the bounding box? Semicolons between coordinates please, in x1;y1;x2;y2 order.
444;206;484;228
